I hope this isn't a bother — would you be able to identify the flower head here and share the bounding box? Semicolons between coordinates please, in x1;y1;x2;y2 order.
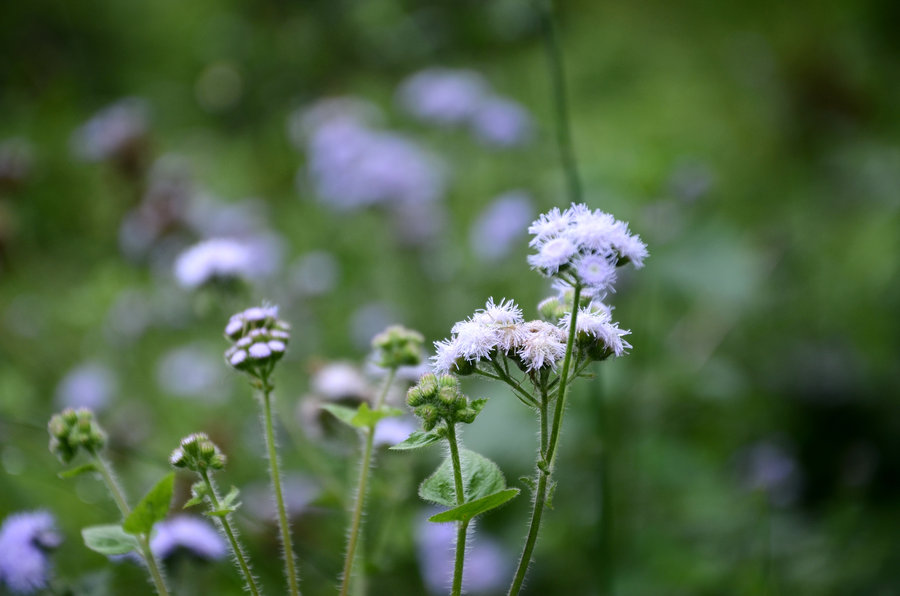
0;511;61;595
372;325;425;369
516;321;566;371
224;304;290;374
47;408;106;463
173;238;256;289
559;303;632;360
169;433;226;472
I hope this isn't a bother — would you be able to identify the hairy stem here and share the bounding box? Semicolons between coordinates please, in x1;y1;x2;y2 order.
200;471;261;596
508;285;582;595
446;422;468;596
90;452;171;596
260;379;301;596
339;368;397;596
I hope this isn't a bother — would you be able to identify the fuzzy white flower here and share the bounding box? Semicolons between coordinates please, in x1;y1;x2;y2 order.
527;236;577;274
451;319;499;361
517;320;566;371
527;207;570;246
471;298;526;353
431;338;462;376
174;238;255;289
560;304;632;357
574;253;617;294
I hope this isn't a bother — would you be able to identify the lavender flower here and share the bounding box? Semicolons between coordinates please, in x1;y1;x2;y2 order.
156;345;228;402
173;238;255;289
70;97;149;163
397;68;489;126
469;96;534;148
54;362;117;412
469;192;534;262
0;511;61;594
559;303;632;359
149;516;227;562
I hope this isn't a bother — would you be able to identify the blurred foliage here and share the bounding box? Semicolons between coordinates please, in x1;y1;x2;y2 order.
2;0;900;594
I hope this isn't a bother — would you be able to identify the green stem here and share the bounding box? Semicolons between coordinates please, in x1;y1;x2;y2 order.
339;368;397;596
508;286;582;596
446;423;468;596
260;381;301;596
200;471;262;596
90;452;171;596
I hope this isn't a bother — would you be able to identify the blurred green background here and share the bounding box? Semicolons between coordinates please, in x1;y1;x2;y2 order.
2;0;900;594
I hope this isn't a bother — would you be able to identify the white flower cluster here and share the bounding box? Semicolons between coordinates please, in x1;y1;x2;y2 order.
224;305;290;372
432;298;567;374
527;203;648;297
559;303;632;358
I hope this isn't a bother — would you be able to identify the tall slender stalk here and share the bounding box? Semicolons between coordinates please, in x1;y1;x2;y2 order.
339;368;397;596
200;470;262;596
508;286;582;596
259;375;301;596
89;451;171;596
445;422;468;596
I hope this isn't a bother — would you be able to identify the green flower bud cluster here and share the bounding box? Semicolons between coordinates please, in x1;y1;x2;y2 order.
372;325;424;368
537;296;567;322
169;433;226;472
48;408;106;463
224;305;290;373
406;374;483;430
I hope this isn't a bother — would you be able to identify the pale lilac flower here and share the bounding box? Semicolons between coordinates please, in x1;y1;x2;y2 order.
0;511;61;594
469;96;534;147
450;319;500;362
432;338;463;376
574;253;617;294
311;362;372;402
71;98;149;163
173;238;255;288
517;320;567;371
469;192;534;262
397;69;489;126
54;362;117;412
416;513;510;595
373;417;418;447
560;304;632;357
526;236;577;273
527;206;570;246
735;440;801;507
287;96;382;150
150;516;226;561
156;345;227;402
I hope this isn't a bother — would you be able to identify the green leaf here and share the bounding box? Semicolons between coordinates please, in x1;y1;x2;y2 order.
418;449;507;506
122;473;174;535
546;480;558;510
58;462;98;479
351;403;404;428
204;507;235;518
221;486;241;510
82;524;140;555
389;430;443;451
321;404;358;427
470;398;488;417
518;475;537;495
428;489;520;523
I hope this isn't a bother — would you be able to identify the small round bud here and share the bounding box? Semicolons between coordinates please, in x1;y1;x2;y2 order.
538;296;566;322
170;433;226;473
224;303;290;375
47;408;107;464
407;385;425;408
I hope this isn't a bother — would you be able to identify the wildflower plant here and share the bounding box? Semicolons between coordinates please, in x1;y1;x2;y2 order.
224;304;300;596
171;433;261;595
48;407;174;596
321;325;423;596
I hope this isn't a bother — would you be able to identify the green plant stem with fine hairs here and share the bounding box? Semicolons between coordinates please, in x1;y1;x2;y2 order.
88;450;171;596
199;470;261;596
339;367;397;596
446;422;469;596
258;372;301;596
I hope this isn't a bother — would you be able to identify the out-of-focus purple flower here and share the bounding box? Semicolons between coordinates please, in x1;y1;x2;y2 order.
311;362;372;402
0;511;61;594
288;251;340;297
469;191;534;262
156;345;228;402
71;98;149;163
416;513;510;595
397;69;489;126
735;440;801;507
469;97;534;148
183;195;271;239
150;516;226;562
173;233;284;289
287;97;382;151
372;417;417;448
54;362;117;412
243;475;319;522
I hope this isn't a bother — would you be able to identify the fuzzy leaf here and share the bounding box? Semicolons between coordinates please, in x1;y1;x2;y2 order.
390;430;443;451
519;475;537;495
123;473;174;535
221;486;241;510
470;398;488;417
428;489;520;523
204;507;235;518
321;404;358;427
351;403;404;428
183;481;209;509
418;449;506;506
58;462;98;479
82;525;139;555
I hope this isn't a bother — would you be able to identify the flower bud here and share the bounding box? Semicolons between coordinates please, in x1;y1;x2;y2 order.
537;296;566;322
47;408;106;464
372;325;425;368
170;433;226;472
224;304;290;375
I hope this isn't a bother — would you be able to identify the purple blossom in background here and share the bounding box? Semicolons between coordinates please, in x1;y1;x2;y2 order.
397;68;489;126
469;191;534;262
372;416;417;448
735;440;802;507
150;516;227;562
156;345;228;402
416;513;510;595
0;511;61;595
54;362;117;412
470;96;534;148
173;238;255;288
70;97;149;163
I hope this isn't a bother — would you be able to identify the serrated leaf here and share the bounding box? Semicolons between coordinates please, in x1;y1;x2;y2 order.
428;489;520;523
123;473;174;535
58;462;98;479
418;449;506;506
389;430;443;451
321;404;358;427
351;403;404;428
82;525;139;555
